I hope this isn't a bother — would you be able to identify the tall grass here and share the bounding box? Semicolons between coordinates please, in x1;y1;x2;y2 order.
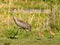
0;0;60;39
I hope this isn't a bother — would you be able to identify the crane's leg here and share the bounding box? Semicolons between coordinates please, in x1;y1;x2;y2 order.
13;30;18;38
9;30;18;39
10;27;21;39
18;27;22;31
24;30;29;37
13;27;21;38
25;29;31;37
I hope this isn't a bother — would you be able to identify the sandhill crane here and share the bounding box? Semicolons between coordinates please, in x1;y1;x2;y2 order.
10;16;31;38
13;16;31;31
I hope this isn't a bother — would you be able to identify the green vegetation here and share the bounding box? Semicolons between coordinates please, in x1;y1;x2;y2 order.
0;0;60;45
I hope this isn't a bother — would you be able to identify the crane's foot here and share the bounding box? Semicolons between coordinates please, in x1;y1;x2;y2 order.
9;36;18;39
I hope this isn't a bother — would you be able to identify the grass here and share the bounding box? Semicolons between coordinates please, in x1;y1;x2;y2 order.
0;0;60;45
0;37;60;45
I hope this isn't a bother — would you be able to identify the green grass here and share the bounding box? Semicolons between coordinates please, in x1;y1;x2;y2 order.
0;0;60;45
0;37;60;45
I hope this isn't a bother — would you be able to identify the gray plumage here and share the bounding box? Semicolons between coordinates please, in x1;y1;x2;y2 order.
13;16;31;31
9;16;31;39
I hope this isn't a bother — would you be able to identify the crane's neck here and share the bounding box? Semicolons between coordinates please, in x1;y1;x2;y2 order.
13;16;17;22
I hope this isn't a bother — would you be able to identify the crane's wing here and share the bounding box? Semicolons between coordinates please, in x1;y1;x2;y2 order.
15;18;31;29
